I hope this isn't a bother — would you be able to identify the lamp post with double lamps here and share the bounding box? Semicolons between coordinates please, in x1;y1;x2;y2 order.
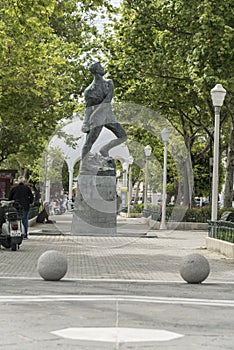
143;145;152;211
210;84;226;221
160;128;170;230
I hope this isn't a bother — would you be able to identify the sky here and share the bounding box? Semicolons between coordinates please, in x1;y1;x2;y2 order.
111;0;121;5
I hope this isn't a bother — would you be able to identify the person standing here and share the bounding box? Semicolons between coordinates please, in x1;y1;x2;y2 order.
8;176;34;239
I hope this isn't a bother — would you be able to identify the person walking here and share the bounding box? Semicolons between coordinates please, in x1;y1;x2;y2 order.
8;176;34;239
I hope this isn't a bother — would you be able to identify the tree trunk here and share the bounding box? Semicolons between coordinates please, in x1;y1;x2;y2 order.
224;124;234;208
182;158;193;207
133;181;141;204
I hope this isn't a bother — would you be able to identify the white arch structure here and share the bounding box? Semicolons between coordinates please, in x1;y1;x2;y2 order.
45;114;130;202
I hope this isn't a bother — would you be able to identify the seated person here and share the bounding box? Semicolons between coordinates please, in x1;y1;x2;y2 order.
36;202;54;224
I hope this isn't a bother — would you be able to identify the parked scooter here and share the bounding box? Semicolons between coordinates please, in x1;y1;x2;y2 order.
0;200;25;251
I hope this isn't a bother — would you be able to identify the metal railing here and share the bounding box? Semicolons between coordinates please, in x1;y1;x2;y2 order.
208;220;234;243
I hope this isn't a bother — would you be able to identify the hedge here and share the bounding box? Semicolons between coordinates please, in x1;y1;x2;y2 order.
141;206;234;223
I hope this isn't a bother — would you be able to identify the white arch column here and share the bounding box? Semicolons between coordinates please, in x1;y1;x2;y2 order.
45;179;51;203
68;165;74;202
44;153;51;203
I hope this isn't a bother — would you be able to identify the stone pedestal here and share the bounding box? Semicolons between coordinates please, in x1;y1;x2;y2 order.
71;175;117;235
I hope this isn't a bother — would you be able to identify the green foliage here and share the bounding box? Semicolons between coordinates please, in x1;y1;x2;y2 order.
2;0;234;204
218;207;234;219
0;0;106;177
124;123;175;192
147;204;160;211
103;0;234;200
167;206;211;223
168;206;234;223
39;147;65;187
132;203;144;213
143;206;234;223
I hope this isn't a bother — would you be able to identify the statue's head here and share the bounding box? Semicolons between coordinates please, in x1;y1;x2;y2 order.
89;62;105;76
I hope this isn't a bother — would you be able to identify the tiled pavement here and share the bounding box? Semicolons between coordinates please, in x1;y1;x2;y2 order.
0;213;233;282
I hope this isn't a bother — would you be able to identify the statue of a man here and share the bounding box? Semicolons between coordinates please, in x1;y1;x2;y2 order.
81;62;127;160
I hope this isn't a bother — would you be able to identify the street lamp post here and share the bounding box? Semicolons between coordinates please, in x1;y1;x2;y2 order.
210;84;226;221
122;162;128;187
127;156;134;217
144;145;152;211
122;162;129;209
116;169;121;195
160;128;170;230
44;152;51;203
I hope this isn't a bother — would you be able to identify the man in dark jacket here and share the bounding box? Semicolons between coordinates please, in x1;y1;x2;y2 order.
9;176;34;239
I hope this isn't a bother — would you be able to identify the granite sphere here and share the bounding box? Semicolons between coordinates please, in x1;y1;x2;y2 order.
37;250;67;281
180;253;210;284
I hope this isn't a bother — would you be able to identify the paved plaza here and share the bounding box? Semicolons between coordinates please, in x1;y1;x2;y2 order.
0;213;234;349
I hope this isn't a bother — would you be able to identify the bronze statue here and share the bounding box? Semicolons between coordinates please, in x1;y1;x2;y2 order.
81;62;127;162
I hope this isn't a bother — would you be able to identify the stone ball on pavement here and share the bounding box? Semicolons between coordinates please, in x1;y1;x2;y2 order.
37;250;68;281
180;253;210;284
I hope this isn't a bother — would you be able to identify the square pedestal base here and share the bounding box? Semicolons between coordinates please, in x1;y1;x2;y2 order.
71;175;117;235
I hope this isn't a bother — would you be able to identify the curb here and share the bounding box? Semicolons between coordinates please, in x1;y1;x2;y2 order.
206;237;234;259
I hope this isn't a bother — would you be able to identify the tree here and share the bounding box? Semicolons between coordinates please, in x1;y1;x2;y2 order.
103;0;234;205
0;0;107;175
223;114;234;207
